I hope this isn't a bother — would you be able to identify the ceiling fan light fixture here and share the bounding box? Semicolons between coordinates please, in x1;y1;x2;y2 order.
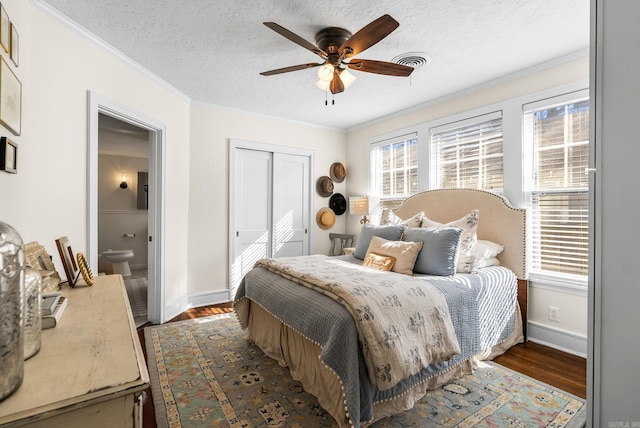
339;68;356;89
317;63;335;82
316;80;330;91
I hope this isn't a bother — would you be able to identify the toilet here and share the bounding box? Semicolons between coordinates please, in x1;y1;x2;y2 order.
101;249;134;277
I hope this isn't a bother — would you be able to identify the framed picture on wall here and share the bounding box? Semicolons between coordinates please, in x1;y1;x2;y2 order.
0;135;16;173
10;22;17;67
0;56;21;135
0;3;8;53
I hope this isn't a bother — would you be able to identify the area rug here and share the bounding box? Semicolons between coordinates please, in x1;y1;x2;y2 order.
145;313;586;428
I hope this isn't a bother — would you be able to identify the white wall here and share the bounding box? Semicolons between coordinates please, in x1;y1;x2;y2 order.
345;56;590;355
186;103;346;300
0;0;191;312
590;0;640;425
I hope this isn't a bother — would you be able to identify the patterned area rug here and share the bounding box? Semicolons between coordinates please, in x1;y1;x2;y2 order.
145;314;586;428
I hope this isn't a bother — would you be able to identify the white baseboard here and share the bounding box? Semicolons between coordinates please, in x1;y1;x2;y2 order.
188;290;232;308
161;290;231;323
527;321;587;358
164;295;189;323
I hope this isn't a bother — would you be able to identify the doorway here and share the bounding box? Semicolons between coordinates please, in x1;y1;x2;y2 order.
87;91;166;324
98;114;149;326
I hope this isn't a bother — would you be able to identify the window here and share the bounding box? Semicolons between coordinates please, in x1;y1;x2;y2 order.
430;112;503;191
524;93;589;279
369;134;418;209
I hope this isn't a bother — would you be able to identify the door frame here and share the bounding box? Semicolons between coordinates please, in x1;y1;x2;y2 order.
87;91;166;324
228;139;315;298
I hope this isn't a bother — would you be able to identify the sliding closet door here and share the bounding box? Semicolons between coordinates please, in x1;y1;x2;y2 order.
232;149;273;288
272;153;310;258
229;142;313;299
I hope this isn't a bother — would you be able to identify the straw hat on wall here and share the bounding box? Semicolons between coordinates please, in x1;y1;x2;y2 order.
316;207;336;230
316;176;334;197
330;162;346;183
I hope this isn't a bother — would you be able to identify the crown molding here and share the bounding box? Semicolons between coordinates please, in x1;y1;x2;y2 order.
30;0;192;104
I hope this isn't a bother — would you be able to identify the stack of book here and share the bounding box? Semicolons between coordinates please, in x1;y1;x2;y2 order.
41;292;68;329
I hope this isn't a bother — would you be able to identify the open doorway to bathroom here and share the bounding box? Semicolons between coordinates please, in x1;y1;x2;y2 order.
98;113;149;327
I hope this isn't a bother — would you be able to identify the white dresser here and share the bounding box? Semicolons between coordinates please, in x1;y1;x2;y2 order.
0;275;149;427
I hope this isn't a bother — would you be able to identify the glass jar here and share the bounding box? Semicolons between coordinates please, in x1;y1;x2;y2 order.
0;221;25;400
24;268;42;359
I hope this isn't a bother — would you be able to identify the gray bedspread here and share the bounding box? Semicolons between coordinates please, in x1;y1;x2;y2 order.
234;258;518;427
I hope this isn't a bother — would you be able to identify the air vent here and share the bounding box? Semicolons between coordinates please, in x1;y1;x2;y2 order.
392;52;431;70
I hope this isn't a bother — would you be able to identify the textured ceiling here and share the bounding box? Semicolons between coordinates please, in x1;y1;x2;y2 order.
37;0;589;130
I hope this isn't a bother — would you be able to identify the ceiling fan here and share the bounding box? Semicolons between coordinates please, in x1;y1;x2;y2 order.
260;14;414;95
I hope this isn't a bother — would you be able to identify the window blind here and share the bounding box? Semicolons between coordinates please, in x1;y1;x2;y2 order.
430;113;503;191
370;136;419;204
524;95;590;277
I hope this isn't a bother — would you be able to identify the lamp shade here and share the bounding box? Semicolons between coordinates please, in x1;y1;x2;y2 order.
339;68;357;89
317;63;335;82
316;80;330;91
349;196;370;215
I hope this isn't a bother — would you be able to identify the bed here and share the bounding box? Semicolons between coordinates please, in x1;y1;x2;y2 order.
233;188;528;427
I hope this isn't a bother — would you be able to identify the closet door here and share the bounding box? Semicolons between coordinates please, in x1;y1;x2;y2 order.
230;144;312;298
272;153;310;258
232;149;272;287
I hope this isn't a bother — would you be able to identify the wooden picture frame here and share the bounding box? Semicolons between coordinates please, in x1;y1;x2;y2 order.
0;3;8;53
0;56;21;135
0;135;16;173
55;236;80;287
24;241;62;293
10;22;17;67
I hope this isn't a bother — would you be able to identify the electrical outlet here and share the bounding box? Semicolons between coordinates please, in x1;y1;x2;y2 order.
548;306;560;322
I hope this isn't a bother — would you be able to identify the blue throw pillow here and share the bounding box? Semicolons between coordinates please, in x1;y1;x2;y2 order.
353;224;406;260
403;227;463;275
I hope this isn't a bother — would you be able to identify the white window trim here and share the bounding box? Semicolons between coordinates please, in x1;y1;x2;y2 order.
523;88;590;292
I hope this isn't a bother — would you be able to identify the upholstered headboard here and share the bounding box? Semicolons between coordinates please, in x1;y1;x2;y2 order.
394;189;528;280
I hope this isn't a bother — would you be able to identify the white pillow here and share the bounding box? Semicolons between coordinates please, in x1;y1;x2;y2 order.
475;240;504;259
422;209;479;273
476;257;501;268
379;208;424;228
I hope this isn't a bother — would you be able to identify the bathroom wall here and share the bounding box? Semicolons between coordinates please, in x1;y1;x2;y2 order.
97;154;148;271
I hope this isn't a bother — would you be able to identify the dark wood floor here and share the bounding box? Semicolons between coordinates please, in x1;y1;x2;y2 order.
139;303;586;427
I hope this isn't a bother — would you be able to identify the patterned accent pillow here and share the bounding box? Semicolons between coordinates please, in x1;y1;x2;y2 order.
365;236;423;275
379;209;424;228
353;224;406;260
363;252;396;271
403;227;463;276
421;209;479;273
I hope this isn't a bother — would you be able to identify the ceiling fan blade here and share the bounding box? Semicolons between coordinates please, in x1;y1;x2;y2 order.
339;14;399;58
347;59;414;77
330;71;344;94
260;62;323;76
264;22;327;58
